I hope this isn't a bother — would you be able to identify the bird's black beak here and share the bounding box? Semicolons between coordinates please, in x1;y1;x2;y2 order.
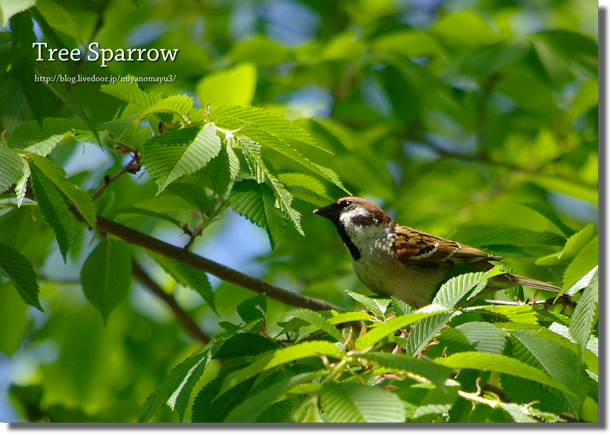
313;204;340;221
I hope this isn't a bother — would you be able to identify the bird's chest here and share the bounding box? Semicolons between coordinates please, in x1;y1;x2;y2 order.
343;223;447;307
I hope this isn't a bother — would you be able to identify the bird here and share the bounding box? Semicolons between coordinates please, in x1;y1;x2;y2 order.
314;197;561;308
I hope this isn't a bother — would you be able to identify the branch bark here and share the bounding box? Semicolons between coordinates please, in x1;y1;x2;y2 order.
132;260;211;343
70;207;341;312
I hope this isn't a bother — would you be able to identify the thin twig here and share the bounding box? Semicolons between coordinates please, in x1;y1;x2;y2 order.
91;157;138;200
132;260;211;343
184;198;229;249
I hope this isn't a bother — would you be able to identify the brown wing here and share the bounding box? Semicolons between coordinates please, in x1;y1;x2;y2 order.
393;225;499;267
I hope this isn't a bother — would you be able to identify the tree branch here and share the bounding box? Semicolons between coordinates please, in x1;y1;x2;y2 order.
70;207;341;312
132;260;211;343
91;156;139;200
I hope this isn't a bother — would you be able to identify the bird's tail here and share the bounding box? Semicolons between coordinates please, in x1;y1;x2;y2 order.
501;273;562;293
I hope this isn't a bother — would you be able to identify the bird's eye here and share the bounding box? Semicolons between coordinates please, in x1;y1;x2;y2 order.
340;200;352;208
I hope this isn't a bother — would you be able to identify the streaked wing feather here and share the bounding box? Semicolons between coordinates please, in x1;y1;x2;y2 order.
393;225;498;265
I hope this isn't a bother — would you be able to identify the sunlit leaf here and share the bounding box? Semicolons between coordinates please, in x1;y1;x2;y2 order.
80;237;131;323
138;343;214;422
320;382;406;422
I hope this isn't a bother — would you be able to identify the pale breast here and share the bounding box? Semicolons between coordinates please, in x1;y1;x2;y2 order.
347;227;448;308
341;215;450;307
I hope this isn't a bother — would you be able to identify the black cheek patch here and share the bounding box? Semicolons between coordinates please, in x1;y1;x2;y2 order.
351;214;374;226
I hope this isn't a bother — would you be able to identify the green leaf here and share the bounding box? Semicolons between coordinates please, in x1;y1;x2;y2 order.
97;113;138;139
355;306;451;350
100;79;160;108
498;322;598;376
433;352;572;393
565;265;597;296
192;367;257;422
33;61;100;145
80;237;131;323
29;155;97;231
138;95;194;119
30;164;81;261
237;139;301;235
536;224;595;265
570;270;598;363
391;297;414;316
562;236;598;291
526;175;598;206
476;304;539;325
0;147;24;194
1;0;36;26
505;330;588;414
210;104;327;152
228;36;292;66
362;352;453;390
320;382;406;422
429;11;497;49
23;133;71;157
213;116;346;194
326;311;370;325
452;36;531;78
372;30;445;58
208;140;240;195
290;308;345;343
35;0;82;44
8;118;85;146
0;207;36;250
345;290;390;318
404;312;454;357
433;268;503;308
196;63;257;106
138;343;214;422
224;372;319;423
400;380;461;420
167;182;210;213
534;30;598;74
230;180;289;248
455;322;507;355
0;243;42;310
464;228;565;248
377;64;421;126
436;328;475;356
218;341;342;397
147;252;216;314
236;293;267;324
214;332;279;359
279;172;332;206
440;270;488;307
141;125;222;193
132;191;196;213
15;160;32;207
518;202;576;237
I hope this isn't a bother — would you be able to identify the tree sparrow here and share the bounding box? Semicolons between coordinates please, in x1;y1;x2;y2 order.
314;197;561;308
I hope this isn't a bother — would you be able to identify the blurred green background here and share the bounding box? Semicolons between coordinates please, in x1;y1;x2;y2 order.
0;0;598;422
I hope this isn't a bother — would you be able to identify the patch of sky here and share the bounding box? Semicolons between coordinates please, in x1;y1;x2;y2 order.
275;85;333;117
260;0;320;47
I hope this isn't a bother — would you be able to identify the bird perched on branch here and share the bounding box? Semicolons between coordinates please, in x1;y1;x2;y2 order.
314;197;561;308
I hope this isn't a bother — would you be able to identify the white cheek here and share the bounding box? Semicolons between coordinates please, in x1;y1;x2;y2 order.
339;206;366;227
341;207;391;249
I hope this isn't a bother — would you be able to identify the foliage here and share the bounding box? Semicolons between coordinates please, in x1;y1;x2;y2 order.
0;0;598;424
